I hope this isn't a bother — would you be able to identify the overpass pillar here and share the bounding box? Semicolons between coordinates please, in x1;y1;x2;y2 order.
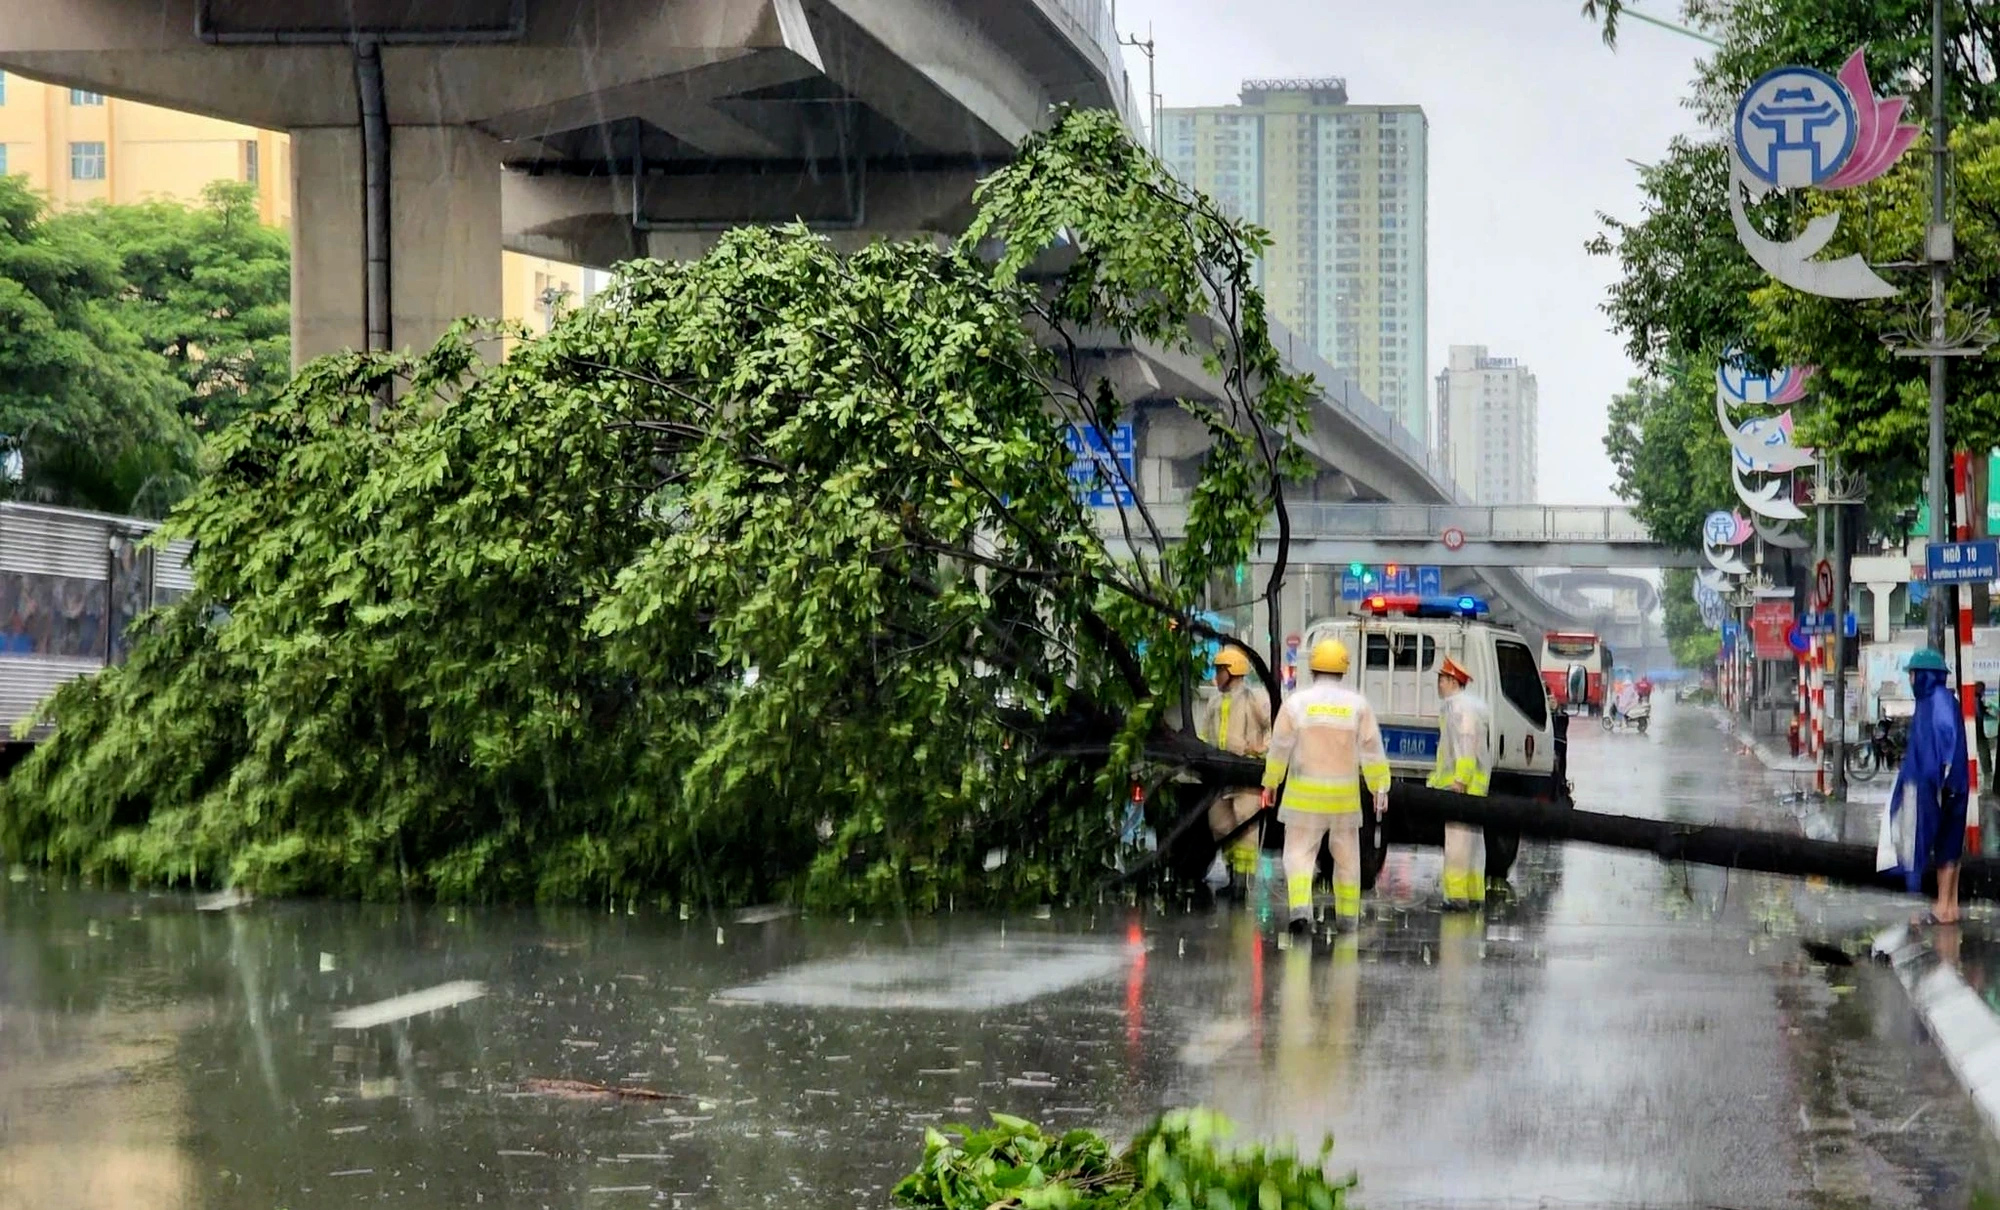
291;125;503;366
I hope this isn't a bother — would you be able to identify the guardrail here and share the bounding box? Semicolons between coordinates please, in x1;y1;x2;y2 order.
1262;318;1467;504
1034;0;1139;124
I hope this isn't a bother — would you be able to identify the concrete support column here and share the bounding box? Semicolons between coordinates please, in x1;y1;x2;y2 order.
290;124;503;367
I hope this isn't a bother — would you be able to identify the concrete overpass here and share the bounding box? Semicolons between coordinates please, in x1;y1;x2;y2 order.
1266;504;1698;569
0;0;1587;634
0;0;1135;362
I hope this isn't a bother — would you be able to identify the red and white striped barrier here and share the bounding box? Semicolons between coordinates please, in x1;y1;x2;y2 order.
1956;451;1982;853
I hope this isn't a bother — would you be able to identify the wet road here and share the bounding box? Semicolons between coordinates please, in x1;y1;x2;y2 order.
2;696;1999;1208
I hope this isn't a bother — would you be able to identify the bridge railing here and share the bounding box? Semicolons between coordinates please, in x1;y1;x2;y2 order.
1036;0;1138;124
1283;503;1655;543
1262;318;1468;504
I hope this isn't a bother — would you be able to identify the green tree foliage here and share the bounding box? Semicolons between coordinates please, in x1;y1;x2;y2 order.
893;1110;1356;1210
0;174;188;516
0;177;289;517
1752;122;2000;507
55;180;291;438
1585;0;1999;123
1582;2;2000;541
0;110;1311;909
1661;568;1722;669
1603;371;1733;550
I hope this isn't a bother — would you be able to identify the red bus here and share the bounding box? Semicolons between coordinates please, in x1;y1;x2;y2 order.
1541;632;1611;715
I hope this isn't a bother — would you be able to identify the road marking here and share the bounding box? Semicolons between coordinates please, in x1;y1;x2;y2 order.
331;980;486;1029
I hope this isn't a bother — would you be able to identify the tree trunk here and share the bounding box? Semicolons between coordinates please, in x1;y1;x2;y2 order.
1162;772;1998;901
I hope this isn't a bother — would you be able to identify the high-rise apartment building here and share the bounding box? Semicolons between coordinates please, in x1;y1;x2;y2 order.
1435;345;1537;503
0;74;588;334
1160;79;1429;442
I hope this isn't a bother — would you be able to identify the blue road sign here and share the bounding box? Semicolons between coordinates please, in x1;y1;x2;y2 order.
1062;423;1135;508
1339;573;1364;603
1416;565;1442;596
1798;610;1856;636
1926;538;2000;585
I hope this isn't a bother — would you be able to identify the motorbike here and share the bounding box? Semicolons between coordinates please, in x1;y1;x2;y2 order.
1844;717;1907;782
1600;697;1651;735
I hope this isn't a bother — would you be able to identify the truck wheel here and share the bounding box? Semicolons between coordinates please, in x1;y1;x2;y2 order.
1485;829;1520;881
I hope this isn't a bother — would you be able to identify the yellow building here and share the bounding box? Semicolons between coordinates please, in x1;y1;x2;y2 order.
0;73;584;334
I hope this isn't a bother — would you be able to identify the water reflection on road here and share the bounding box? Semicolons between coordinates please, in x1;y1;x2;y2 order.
0;698;1995;1207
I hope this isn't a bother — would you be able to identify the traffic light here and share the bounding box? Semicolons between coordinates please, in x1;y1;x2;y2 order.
1348;561;1365;577
1233;563;1248;587
1385;563;1399;580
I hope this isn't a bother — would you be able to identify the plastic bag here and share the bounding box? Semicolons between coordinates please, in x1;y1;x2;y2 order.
1876;782;1917;874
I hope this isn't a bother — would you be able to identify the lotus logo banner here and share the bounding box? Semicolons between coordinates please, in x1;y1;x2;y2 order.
1728;48;1922;300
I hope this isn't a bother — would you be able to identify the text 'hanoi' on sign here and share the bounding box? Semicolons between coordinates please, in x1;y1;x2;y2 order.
1926;538;2000;585
1062;424;1135;508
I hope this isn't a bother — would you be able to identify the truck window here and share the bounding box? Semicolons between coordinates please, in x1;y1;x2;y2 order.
1366;634;1390;669
1495;639;1548;727
1365;633;1435;669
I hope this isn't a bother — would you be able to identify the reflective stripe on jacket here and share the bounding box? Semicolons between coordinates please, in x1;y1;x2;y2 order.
1196;681;1272;757
1426;690;1493;796
1261;678;1390;814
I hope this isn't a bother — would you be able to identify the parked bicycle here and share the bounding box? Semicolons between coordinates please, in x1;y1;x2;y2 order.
1844;717;1906;782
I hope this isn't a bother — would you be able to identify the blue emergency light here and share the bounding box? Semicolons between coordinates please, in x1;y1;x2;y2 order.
1362;593;1489;619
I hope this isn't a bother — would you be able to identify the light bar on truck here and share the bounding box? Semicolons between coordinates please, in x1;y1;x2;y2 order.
1361;594;1489;619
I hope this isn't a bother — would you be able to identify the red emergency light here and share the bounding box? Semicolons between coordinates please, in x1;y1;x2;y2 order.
1362;593;1490;619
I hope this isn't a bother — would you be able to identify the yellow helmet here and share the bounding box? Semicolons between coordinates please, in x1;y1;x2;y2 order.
1309;638;1350;674
1213;647;1251;678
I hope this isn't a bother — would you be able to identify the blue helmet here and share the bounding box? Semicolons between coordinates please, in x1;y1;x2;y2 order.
1906;647;1950;674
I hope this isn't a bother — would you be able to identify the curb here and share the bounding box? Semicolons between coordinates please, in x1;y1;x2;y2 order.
1707;706;1819;774
1874;924;2000;1139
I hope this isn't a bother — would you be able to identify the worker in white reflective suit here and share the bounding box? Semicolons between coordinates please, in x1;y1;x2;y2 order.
1429;654;1494;910
1260;638;1391;936
1196;645;1272;902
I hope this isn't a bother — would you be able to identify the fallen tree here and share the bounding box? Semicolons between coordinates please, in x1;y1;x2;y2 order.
0;109;1314;911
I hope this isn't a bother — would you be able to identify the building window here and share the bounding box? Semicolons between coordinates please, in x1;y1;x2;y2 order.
242;140;259;185
69;88;104;106
0;74;7;106
69;141;106;181
0;145;8;175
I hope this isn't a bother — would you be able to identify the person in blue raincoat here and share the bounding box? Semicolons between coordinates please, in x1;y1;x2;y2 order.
1886;648;1970;925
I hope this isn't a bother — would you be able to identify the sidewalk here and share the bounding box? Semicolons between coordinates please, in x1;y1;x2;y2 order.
1876;922;2000;1140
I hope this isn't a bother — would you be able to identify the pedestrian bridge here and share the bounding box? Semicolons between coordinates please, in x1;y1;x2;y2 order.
1174;503;1697;570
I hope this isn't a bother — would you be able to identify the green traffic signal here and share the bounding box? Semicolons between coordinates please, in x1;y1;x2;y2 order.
1348;562;1364;577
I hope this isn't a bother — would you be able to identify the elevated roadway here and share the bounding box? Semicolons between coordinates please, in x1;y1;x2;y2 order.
0;0;1592;633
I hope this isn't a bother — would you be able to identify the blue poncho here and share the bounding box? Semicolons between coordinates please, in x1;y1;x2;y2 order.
1887;667;1971;892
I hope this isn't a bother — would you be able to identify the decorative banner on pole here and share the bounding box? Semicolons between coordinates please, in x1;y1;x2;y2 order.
1703;510;1753;548
1727;49;1921;300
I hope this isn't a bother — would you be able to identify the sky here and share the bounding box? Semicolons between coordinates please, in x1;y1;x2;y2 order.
1112;0;1713;503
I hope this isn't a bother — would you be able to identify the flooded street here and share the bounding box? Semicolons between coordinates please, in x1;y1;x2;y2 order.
3;697;1998;1208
